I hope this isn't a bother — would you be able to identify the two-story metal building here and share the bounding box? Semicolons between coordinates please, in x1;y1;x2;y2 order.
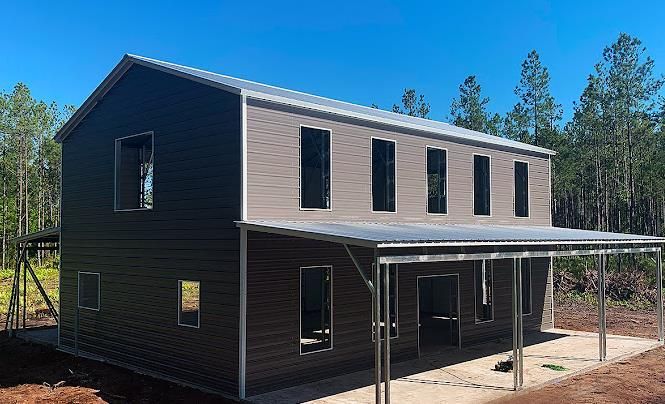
54;55;664;402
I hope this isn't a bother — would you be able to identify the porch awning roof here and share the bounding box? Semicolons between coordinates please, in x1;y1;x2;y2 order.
236;221;665;249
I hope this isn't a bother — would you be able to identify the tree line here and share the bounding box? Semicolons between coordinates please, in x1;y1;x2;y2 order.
0;32;662;274
0;84;73;269
385;33;665;237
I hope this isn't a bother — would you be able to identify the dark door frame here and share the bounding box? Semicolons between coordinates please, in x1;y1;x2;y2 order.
416;273;461;357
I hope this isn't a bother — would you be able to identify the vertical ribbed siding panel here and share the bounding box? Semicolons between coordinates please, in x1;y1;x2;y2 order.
59;65;241;396
245;232;553;396
245;99;551;225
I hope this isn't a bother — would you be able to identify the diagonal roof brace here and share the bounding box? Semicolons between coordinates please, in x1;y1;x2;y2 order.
344;244;374;294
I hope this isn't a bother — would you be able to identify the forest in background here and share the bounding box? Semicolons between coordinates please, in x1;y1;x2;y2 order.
0;33;663;278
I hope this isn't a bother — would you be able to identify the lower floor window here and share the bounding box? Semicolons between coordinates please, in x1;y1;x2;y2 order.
373;264;398;339
178;280;200;328
78;272;100;311
474;260;494;322
521;258;532;315
300;266;332;354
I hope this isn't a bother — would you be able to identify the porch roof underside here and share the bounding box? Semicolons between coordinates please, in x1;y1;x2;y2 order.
11;227;60;244
237;221;665;249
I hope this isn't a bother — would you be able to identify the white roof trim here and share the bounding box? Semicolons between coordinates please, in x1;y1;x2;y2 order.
55;54;557;156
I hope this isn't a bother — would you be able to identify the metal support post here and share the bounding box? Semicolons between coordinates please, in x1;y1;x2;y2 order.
517;257;524;387
512;258;519;391
374;257;382;404
656;248;663;342
383;264;391;404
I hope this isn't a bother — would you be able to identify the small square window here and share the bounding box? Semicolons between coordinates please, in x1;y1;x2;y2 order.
78;272;100;311
115;132;154;210
178;280;200;328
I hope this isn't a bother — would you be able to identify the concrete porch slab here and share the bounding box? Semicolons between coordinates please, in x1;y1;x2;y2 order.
247;329;661;404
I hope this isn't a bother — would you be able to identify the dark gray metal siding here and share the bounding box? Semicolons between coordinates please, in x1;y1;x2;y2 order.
245;231;553;396
59;65;241;395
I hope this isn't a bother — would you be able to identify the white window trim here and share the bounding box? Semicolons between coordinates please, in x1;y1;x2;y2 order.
513;159;531;219
178;280;201;329
114;131;155;212
299;265;334;355
371;264;399;341
425;145;449;216
474;260;495;324
298;124;333;212
472;153;492;217
78;271;100;311
370;136;397;214
521;258;533;316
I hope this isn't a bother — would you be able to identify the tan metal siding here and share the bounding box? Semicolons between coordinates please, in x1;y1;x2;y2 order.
246;100;551;225
59;65;241;395
245;232;553;396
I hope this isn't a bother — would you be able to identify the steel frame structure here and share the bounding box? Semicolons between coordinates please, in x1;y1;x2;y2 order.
346;245;664;403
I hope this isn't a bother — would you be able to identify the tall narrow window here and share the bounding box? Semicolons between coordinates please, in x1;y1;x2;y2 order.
427;147;447;214
474;260;493;322
514;161;529;217
373;264;398;339
372;138;396;212
300;266;332;354
473;154;491;216
178;280;200;328
78;272;100;311
115;132;154;210
300;126;331;209
521;258;532;315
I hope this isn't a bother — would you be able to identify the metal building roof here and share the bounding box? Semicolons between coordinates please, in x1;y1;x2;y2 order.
55;54;555;156
11;227;60;244
237;221;665;248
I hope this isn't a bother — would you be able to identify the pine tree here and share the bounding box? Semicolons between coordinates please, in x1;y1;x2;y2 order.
449;75;497;134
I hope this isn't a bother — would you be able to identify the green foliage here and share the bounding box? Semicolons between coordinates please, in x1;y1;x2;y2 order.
0;258;59;318
450;75;499;134
542;364;568;371
391;88;431;118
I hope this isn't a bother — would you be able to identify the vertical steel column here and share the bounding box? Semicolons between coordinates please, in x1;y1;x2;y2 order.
601;255;607;360
656;248;663;342
517;258;524;387
383;264;391;404
511;258;519;391
23;252;27;329
597;254;603;361
14;248;20;334
374;257;382;404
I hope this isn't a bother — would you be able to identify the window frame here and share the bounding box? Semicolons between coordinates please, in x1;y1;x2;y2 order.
298;124;333;212
370;136;397;214
473;260;494;324
114;131;155;212
299;265;334;355
513;159;531;219
520;258;533;316
425;145;449;216
77;271;100;311
371;264;399;341
178;279;201;329
472;153;492;217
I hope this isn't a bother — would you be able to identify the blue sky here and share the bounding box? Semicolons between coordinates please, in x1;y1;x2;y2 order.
3;1;664;122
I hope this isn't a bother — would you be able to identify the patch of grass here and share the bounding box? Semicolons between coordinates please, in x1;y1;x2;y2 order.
556;290;656;311
542;364;568;371
0;259;59;319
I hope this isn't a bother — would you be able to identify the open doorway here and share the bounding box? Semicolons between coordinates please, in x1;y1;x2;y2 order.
418;275;460;355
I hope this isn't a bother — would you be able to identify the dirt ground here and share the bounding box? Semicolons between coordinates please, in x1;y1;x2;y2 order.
495;301;665;404
0;329;233;404
1;302;663;403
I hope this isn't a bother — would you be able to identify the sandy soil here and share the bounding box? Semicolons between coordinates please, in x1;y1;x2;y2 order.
495;301;665;404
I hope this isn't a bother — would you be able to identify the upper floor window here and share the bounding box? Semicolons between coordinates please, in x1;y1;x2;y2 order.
473;154;491;216
115;132;154;211
427;147;448;214
300;126;331;210
372;138;396;212
514;161;529;217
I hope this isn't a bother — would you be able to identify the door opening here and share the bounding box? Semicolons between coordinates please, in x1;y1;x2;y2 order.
418;275;460;355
